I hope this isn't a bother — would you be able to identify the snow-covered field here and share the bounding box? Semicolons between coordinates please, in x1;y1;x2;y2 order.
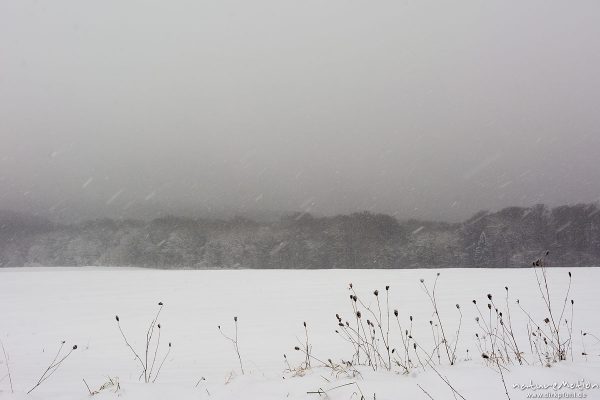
1;267;600;400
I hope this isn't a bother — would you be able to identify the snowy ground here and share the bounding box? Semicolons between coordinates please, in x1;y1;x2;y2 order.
1;267;600;400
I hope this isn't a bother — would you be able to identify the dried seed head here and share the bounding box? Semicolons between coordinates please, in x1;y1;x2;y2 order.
352;295;357;302
338;323;344;327
373;290;379;296
410;315;413;321
475;317;479;322
303;321;306;327
294;346;300;351
456;304;460;309
385;285;390;291
487;294;492;300
482;353;489;359
349;283;353;289
158;323;161;329
169;342;172;347
568;271;572;278
158;302;163;306
571;299;574;305
544;318;550;323
437;272;440;276
72;345;78;350
115;315;119;322
546;250;550;256
419;278;424;283
394;309;398;317
356;311;362;319
429;320;432;325
505;286;509;291
487;303;491;310
472;300;476;304
234;316;238;322
413;343;417;350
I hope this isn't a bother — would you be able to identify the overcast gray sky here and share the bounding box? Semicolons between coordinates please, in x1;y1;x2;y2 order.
1;0;599;222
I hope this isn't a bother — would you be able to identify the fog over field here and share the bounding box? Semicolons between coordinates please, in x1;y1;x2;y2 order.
2;2;600;400
2;1;600;224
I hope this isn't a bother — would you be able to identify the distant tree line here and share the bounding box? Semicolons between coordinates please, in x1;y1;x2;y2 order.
1;203;599;269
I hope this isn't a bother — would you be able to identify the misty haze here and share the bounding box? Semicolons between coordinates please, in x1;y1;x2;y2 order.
2;1;600;225
2;1;600;270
